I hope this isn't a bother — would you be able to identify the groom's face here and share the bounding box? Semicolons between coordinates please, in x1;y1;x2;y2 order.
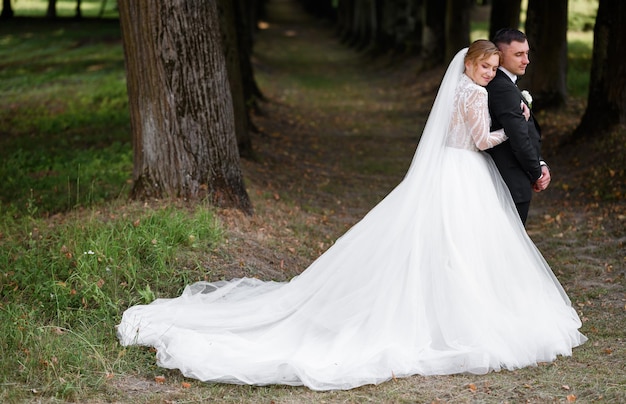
500;39;530;76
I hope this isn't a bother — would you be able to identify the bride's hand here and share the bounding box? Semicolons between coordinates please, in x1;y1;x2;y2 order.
521;102;530;121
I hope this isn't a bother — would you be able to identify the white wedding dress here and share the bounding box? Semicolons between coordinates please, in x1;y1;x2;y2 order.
117;49;586;391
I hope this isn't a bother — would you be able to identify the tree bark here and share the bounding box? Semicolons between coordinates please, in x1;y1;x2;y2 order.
523;0;568;109
376;0;421;55
299;0;336;20
420;0;446;68
407;0;423;53
238;0;266;107
445;0;471;63
46;0;57;19
1;0;14;19
75;0;82;19
488;0;521;40
336;0;356;43
350;0;376;51
218;0;254;158
574;0;626;138
118;1;253;214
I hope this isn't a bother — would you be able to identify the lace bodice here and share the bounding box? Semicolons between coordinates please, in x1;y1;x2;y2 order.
446;74;507;151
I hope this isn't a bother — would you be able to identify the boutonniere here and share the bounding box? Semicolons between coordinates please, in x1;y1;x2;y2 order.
521;90;533;108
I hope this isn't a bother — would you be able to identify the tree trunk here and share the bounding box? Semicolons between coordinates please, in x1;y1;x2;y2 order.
349;0;376;50
300;0;336;20
410;0;424;53
420;0;446;69
376;0;421;55
574;0;626;138
1;0;14;19
218;0;254;158
523;0;568;110
118;1;253;214
488;0;521;39
97;0;107;18
75;0;82;19
445;0;471;63
337;0;356;44
46;0;57;19
238;0;265;105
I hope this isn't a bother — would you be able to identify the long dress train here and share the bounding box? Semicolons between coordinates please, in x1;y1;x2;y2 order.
117;49;586;391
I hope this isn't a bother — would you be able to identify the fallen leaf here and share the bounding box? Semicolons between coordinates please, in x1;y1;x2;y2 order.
567;394;577;402
155;375;166;384
181;381;191;388
468;383;477;392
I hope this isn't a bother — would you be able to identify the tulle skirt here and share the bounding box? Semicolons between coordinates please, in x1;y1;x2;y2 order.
117;147;586;391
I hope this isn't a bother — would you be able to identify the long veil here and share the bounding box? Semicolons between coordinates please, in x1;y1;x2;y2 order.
405;47;466;180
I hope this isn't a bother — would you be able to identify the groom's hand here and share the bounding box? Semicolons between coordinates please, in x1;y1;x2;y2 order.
533;166;551;192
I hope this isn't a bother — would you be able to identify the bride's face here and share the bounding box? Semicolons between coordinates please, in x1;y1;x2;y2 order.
465;54;499;87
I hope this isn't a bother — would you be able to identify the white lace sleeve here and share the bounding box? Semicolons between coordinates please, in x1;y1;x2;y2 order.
466;89;508;150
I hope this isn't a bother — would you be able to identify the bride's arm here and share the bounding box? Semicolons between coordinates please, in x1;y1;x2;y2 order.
466;88;508;150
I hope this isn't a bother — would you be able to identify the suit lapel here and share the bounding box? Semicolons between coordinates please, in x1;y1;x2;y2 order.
496;70;538;129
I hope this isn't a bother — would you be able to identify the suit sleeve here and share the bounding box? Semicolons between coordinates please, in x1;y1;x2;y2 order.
488;81;542;181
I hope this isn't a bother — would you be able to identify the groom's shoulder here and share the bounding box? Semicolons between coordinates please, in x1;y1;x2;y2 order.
486;74;514;96
487;72;508;89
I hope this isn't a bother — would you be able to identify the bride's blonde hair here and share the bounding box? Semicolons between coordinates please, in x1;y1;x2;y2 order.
464;39;501;66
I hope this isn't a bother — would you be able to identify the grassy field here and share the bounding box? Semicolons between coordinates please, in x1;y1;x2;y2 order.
1;0;624;402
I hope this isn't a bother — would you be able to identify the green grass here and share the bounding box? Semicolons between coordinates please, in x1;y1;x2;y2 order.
0;202;223;401
0;19;129;215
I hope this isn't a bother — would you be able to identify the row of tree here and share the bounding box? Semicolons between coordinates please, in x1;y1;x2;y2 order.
300;0;624;137
3;0;623;214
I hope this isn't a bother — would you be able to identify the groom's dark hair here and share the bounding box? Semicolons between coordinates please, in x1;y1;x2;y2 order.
492;28;527;46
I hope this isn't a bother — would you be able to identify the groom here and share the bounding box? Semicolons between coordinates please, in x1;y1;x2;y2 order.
486;28;551;225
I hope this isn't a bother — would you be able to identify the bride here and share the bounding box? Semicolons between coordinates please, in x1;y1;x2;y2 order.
117;40;586;391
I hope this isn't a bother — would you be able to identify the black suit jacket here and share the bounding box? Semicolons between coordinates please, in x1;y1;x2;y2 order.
486;69;543;204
